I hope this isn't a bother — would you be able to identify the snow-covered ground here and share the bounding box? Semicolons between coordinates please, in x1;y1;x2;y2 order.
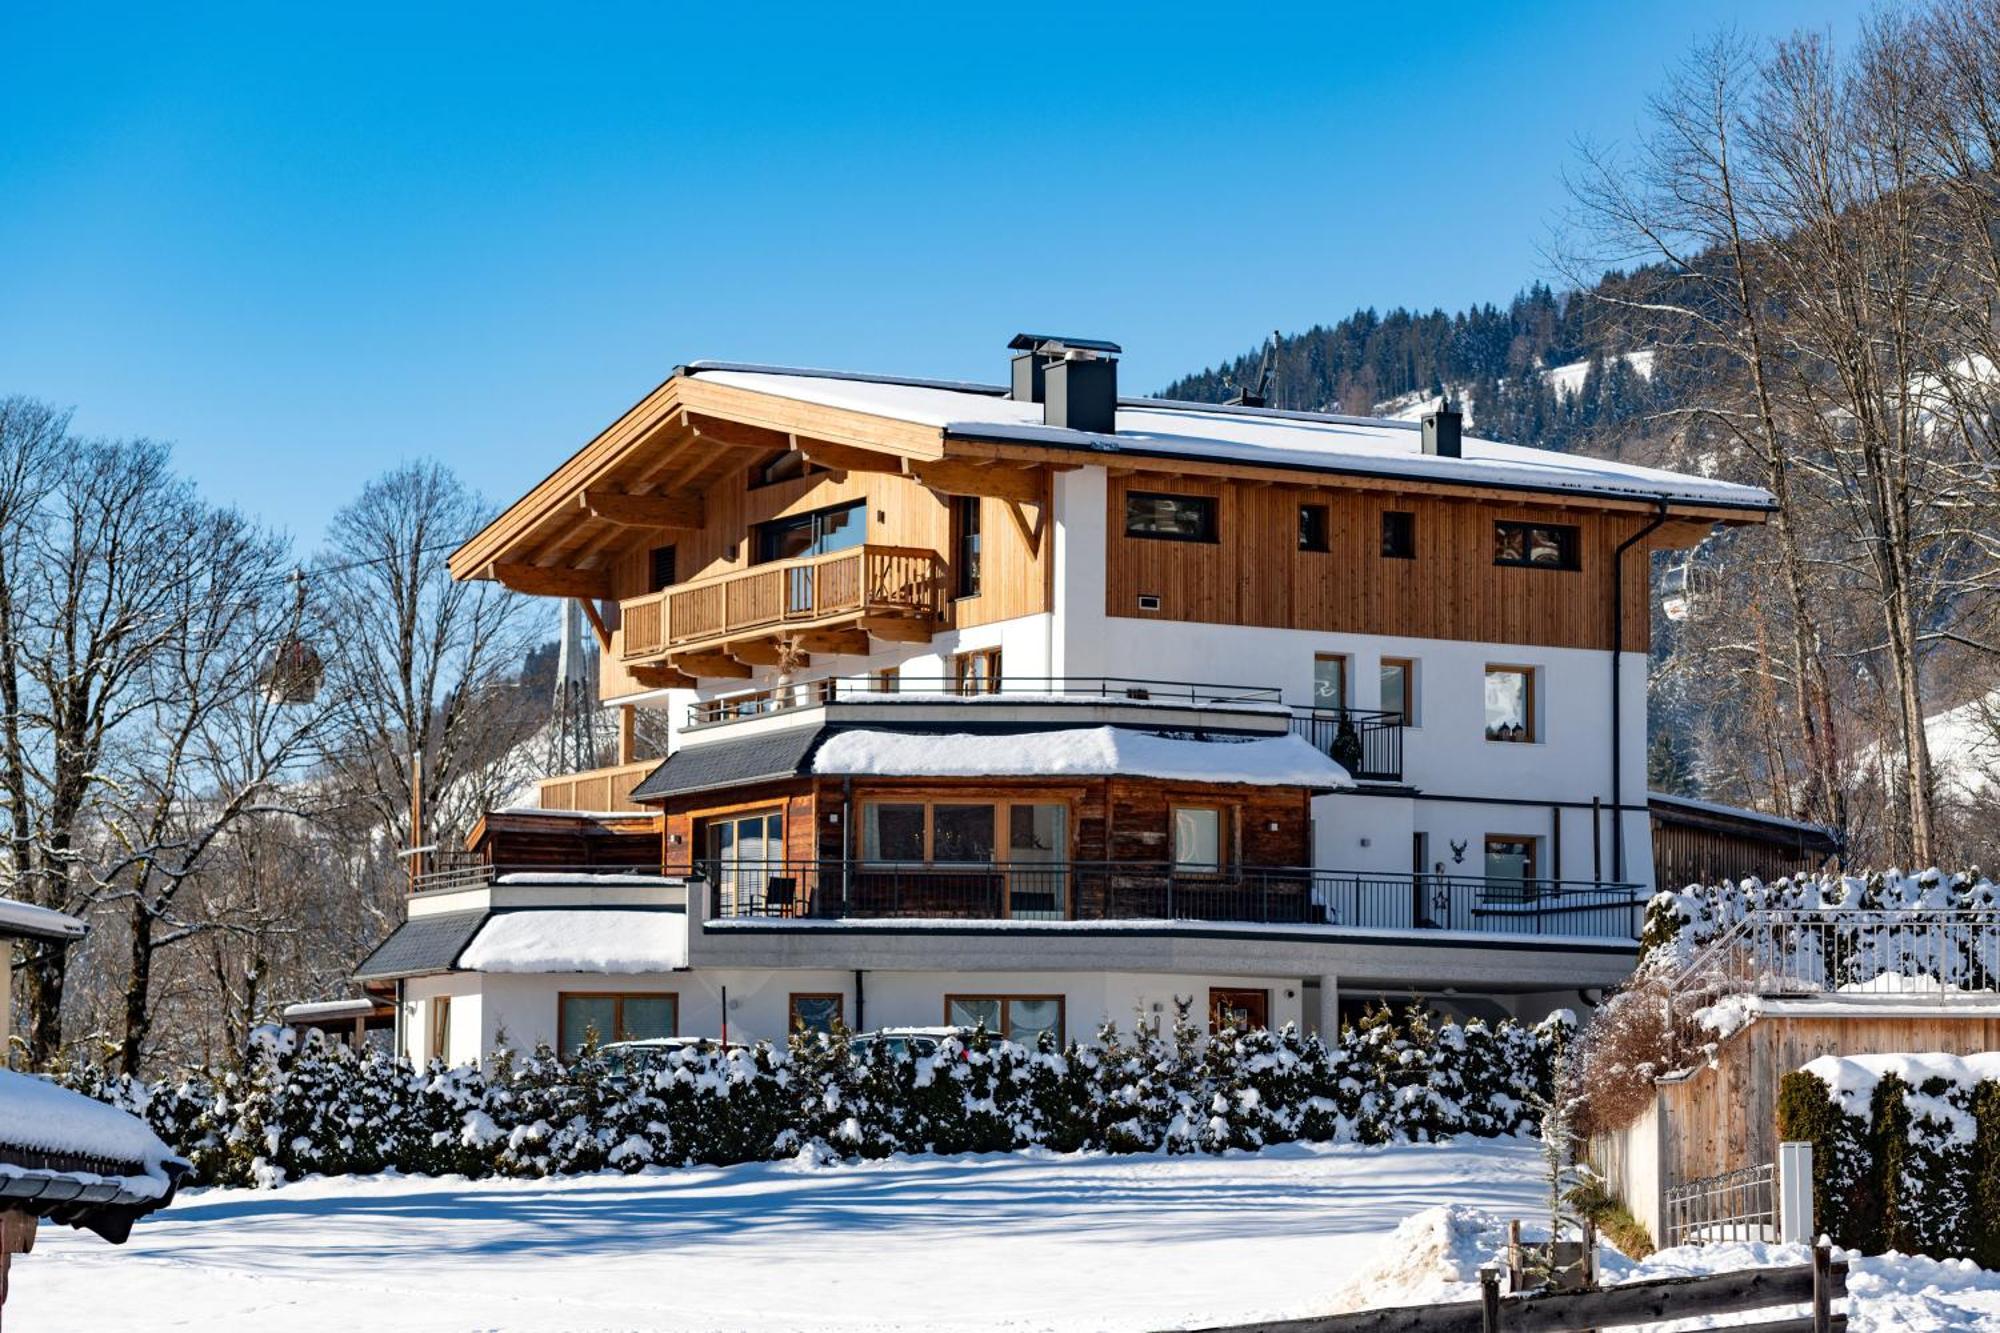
17;1140;2000;1331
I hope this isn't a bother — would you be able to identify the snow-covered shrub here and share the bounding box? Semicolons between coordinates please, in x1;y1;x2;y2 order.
72;1004;1563;1187
1776;1068;1878;1253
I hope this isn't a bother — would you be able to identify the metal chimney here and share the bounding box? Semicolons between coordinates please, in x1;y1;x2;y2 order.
1421;402;1463;458
1006;333;1121;432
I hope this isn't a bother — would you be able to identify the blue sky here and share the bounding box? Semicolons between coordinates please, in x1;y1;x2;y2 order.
1;2;1867;545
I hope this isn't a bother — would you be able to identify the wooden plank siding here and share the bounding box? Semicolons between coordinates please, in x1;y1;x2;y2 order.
1104;475;1659;652
1659;1011;2000;1187
599;466;1050;699
533;761;659;814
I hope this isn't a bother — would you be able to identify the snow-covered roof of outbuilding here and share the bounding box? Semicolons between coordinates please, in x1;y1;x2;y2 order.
0;1069;185;1242
811;726;1352;789
683;363;1775;511
0;896;86;943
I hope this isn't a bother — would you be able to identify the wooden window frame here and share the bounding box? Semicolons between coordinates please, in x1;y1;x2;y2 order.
1380;510;1416;559
942;993;1067;1045
1170;802;1229;873
1483;664;1538;744
557;990;680;1054
1207;986;1271;1033
429;994;452;1065
1380;656;1417;726
952;647;1002;695
1124;491;1219;543
752;499;866;565
858;796;1071;866
951;494;983;600
1312;652;1350;710
1493;520;1580;571
1297;503;1330;553
1483;835;1541;904
788;992;845;1035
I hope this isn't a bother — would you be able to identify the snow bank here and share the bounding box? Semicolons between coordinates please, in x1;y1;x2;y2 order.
457;909;688;973
0;1070;176;1193
811;726;1352;787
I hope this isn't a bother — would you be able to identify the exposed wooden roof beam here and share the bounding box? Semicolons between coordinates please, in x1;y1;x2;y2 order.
579;489;705;530
670;650;754;679
485;563;613;599
909;459;1046;505
795;628;870;655
796;438;905;474
683;412;792;454
630;663;698;690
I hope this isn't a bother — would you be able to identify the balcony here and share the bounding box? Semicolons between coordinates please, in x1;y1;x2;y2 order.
695;859;1643;941
683;674;1285;728
621;544;945;673
1288;708;1404;783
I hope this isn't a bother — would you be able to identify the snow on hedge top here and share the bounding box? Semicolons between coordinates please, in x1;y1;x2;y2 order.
1646;868;1999;965
457;910;688;974
811;726;1352;788
686;364;1773;510
1799;1051;2000;1139
0;1069;176;1188
0;895;85;941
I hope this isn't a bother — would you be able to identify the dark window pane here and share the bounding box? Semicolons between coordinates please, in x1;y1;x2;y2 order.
932;805;996;862
1298;504;1329;552
621;996;676;1042
1494;521;1577;570
865;804;926;861
816;502;865;554
1125;492;1217;541
790;995;841;1035
649;545;677;592
954;496;982;597
948;997;1002;1032
561;996;617;1055
1381;511;1415;559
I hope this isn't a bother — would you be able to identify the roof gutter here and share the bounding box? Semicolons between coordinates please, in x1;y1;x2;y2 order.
1611;497;1674;882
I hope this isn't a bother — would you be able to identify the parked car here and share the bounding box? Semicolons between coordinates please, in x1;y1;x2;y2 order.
847;1027;977;1062
598;1036;739;1083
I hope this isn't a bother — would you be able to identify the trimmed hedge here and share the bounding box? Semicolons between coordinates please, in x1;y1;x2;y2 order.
1778;1056;2000;1262
59;1006;1568;1188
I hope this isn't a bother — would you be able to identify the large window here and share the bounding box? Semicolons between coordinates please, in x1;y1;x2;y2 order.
1312;653;1349;709
1381;510;1416;559
945;994;1065;1047
707;808;785;913
1173;805;1225;871
1484;666;1537;743
559;992;677;1055
1493;521;1579;570
789;993;844;1036
755;500;865;564
1125;491;1217;542
1484;836;1538;902
861;799;1066;865
952;495;982;598
1380;657;1415;725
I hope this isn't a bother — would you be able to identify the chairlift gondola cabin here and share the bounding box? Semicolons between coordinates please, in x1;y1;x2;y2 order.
261;570;324;705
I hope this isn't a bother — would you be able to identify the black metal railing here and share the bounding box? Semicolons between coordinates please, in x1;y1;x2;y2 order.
1288;707;1404;783
692;859;1642;939
409;856;675;895
686;676;1285;728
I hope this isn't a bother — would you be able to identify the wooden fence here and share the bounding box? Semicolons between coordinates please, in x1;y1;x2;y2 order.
1174;1242;1845;1333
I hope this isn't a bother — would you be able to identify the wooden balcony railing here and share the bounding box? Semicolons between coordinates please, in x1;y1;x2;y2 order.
620;544;944;661
534;761;659;813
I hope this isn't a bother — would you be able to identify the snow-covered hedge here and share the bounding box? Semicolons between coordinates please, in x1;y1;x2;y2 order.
1578;869;1999;1135
1777;1053;2000;1264
58;1005;1567;1188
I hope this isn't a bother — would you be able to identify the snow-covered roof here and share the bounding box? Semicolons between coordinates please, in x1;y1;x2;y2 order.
1647;790;1840;841
456;908;688;974
684;363;1774;511
0;1070;177;1186
810;726;1352;787
0;896;86;942
282;998;385;1023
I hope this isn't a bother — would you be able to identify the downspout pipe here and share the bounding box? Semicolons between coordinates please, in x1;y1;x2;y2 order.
1612;497;1673;883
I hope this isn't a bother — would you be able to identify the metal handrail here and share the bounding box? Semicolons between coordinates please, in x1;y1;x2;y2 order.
685;675;1288;728
1670;906;2000;999
408;861;679;895
689;858;1643;938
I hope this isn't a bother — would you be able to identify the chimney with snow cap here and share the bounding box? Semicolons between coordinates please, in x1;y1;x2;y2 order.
1007;333;1121;433
1421;401;1462;458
